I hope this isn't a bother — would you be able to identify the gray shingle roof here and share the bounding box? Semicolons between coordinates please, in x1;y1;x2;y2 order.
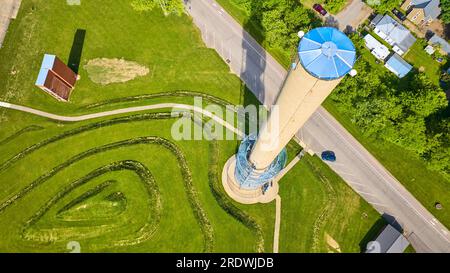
412;0;441;20
429;34;450;54
375;15;416;52
366;225;410;253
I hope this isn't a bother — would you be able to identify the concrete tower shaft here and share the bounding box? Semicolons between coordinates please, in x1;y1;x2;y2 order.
249;64;342;170
248;27;356;170
223;27;356;204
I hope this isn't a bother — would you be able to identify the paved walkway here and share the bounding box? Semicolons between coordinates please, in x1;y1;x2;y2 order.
273;195;281;253
0;101;243;136
0;0;21;48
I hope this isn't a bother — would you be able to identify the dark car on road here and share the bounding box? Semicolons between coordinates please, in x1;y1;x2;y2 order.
313;4;328;16
392;8;406;21
321;151;336;162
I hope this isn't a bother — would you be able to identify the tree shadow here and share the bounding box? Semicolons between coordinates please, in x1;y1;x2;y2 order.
240;0;266;108
444;24;450;40
68;29;86;74
325;16;340;29
235;0;267;152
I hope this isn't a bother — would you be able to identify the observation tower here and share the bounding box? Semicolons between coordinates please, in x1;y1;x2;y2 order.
222;27;357;204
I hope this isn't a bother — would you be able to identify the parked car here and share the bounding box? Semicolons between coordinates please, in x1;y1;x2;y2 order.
313;4;328;16
321;151;336;162
392;8;406;21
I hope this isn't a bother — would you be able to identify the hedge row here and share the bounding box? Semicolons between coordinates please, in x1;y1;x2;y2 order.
56;179;117;215
204;123;265;253
22;160;161;247
0;125;44;146
0;112;175;172
155;136;215;252
83;90;233;109
1;130;213;250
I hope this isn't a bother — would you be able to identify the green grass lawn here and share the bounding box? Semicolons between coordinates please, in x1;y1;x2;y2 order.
0;0;244;114
404;40;443;85
0;0;386;252
279;155;382;253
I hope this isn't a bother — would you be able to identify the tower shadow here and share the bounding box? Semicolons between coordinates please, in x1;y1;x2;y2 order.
238;0;267;142
68;29;86;73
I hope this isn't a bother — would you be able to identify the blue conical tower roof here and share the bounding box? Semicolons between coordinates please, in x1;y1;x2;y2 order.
298;27;356;80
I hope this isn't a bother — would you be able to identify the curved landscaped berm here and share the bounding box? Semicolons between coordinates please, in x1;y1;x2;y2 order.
0;92;266;253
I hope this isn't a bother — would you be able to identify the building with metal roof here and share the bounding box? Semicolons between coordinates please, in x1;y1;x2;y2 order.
373;14;416;56
363;34;390;60
35;54;78;101
384;53;413;78
366;225;410;253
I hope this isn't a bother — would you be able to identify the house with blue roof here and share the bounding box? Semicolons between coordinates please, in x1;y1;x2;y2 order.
384;53;413;78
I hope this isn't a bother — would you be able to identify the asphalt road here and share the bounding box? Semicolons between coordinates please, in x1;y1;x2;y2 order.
0;0;21;47
186;0;450;252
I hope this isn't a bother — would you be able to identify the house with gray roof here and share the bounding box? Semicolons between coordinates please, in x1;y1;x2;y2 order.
429;33;450;55
401;0;441;26
373;14;417;56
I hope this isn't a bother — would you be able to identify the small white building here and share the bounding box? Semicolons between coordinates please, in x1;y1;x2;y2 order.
424;45;435;55
364;34;390;60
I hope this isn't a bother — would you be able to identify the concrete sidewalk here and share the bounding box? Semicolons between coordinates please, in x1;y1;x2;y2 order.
0;0;22;48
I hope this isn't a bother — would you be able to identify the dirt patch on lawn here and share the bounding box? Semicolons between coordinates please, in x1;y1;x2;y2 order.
325;233;342;253
85;58;149;85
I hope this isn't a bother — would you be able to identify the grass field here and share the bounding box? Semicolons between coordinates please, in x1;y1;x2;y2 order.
279;155;381;253
216;0;450;229
404;40;443;85
0;0;383;252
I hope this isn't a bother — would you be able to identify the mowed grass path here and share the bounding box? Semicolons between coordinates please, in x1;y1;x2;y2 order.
0;0;380;252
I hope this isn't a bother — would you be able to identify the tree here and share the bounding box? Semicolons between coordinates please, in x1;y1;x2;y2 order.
330;35;449;177
364;0;403;13
441;0;450;24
